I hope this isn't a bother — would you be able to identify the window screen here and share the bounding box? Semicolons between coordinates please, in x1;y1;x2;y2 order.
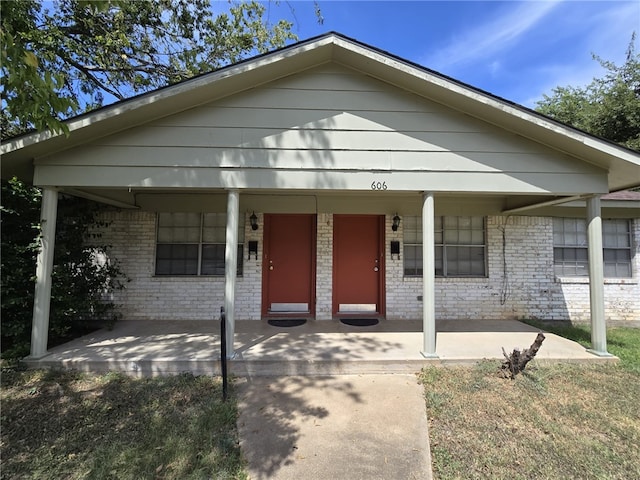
404;216;486;277
553;218;631;278
156;213;244;276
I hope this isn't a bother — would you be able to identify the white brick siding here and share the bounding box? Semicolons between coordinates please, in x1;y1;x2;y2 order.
315;213;334;320
554;217;640;324
99;210;262;321
99;211;639;324
386;216;639;324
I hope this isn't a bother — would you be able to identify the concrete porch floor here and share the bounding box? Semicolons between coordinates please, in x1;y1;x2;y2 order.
26;319;616;376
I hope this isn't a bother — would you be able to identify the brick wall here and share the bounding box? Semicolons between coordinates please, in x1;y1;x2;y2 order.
99;211;639;324
555;217;640;324
386;215;639;324
99;210;262;321
315;213;334;320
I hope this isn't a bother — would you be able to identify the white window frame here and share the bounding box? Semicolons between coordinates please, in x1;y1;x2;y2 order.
553;218;632;278
404;216;487;278
155;213;244;276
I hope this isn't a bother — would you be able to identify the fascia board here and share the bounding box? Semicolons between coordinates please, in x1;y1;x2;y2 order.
559;199;640;209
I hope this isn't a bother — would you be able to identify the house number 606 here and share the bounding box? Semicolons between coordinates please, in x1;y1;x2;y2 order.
371;181;388;190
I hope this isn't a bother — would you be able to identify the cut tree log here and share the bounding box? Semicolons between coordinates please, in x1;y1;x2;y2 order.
501;332;545;379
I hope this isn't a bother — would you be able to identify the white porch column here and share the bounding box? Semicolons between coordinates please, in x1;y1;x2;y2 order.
421;192;438;358
586;195;610;356
30;188;58;358
224;189;240;359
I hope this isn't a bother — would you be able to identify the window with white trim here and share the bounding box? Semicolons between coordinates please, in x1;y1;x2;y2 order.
404;216;486;277
553;218;632;278
155;213;244;276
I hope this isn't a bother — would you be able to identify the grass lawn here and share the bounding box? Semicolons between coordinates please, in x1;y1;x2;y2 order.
421;325;640;480
523;320;640;374
0;369;247;480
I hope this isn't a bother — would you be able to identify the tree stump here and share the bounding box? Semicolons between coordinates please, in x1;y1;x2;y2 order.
501;332;545;379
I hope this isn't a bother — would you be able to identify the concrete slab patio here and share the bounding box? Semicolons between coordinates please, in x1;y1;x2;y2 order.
25;319;616;376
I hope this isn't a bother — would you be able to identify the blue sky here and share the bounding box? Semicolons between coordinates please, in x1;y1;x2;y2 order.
244;0;639;107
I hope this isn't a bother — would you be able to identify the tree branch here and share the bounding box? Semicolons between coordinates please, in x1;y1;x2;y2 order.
56;50;125;100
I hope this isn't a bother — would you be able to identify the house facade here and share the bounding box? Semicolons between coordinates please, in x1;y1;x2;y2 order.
96;207;640;325
2;33;639;360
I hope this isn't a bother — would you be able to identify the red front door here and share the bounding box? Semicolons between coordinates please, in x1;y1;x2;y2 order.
262;214;316;316
333;215;384;316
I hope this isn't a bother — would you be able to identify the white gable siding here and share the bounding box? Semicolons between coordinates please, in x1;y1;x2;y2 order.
35;65;607;194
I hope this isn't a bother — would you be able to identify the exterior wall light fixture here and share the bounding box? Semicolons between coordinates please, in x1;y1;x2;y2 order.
250;212;259;230
392;213;401;231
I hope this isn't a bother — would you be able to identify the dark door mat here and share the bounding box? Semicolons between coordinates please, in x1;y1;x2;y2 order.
268;319;307;328
340;318;380;327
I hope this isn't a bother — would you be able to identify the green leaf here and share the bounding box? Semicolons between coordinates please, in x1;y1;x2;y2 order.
536;33;639;152
2;0;310;139
24;50;39;68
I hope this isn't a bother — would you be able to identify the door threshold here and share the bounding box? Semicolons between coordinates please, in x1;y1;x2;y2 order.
264;313;313;320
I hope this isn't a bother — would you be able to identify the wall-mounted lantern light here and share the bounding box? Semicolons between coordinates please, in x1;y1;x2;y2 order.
392;213;401;232
250;211;258;230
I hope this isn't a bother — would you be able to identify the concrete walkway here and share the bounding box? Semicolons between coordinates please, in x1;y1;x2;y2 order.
26;319;616;376
236;374;432;480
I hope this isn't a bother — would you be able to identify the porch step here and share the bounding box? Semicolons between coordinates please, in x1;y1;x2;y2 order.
23;320;616;377
26;354;614;377
28;357;444;377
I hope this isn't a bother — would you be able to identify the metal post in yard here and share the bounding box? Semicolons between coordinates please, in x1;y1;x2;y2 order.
220;306;228;401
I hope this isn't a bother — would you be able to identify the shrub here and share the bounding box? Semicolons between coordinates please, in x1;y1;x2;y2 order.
1;178;126;358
